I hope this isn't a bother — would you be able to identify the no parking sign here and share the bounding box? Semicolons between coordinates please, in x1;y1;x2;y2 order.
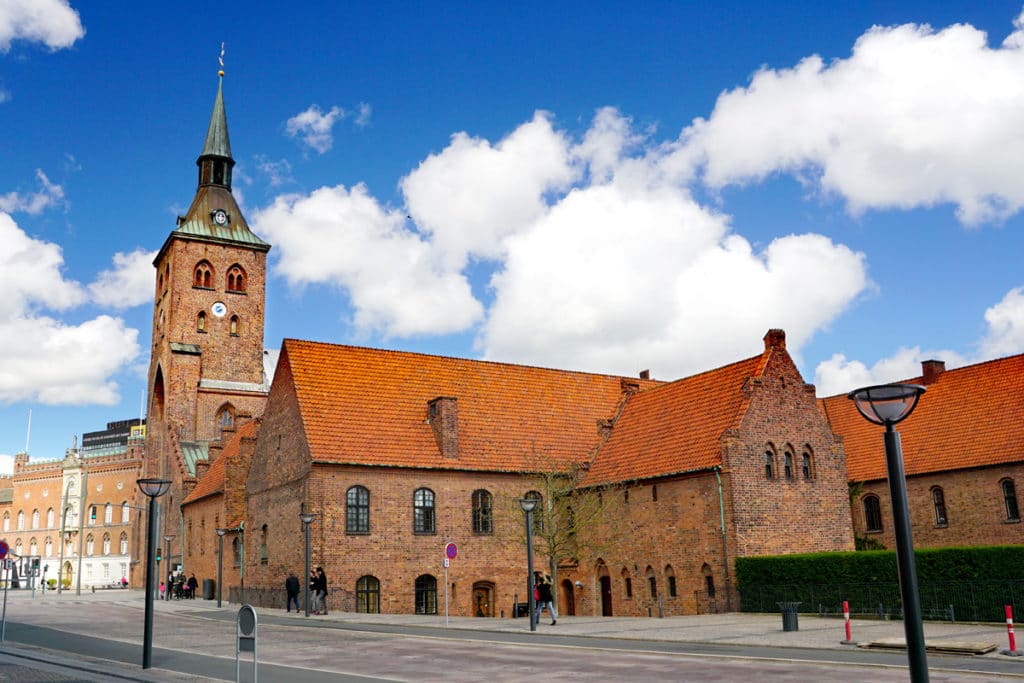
0;540;8;560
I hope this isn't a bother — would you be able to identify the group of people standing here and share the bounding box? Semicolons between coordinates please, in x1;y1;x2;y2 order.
285;566;329;614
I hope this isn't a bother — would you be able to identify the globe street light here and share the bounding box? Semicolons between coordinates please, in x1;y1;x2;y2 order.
136;478;171;670
299;510;316;618
163;535;175;599
518;498;538;632
848;383;927;683
215;528;228;608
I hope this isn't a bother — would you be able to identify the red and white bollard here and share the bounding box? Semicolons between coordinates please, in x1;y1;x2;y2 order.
1004;605;1022;656
841;600;854;645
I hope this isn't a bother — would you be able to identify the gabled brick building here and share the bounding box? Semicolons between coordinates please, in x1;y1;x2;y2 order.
821;356;1024;550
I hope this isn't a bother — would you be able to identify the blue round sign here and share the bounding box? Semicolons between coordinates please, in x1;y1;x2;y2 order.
445;542;457;560
0;540;8;560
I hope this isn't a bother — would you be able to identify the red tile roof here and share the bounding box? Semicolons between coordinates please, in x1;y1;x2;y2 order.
182;420;258;504
821;354;1024;482
583;354;766;486
282;339;660;473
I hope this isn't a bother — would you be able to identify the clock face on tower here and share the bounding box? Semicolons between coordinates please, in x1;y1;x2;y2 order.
212;209;228;226
211;302;227;317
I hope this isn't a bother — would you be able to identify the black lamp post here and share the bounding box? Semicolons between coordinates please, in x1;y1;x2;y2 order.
163;535;175;599
215;528;227;608
848;383;927;683
518;498;538;632
136;477;171;670
299;510;316;618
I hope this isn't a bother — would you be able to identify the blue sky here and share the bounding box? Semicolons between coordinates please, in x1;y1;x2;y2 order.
3;1;1024;470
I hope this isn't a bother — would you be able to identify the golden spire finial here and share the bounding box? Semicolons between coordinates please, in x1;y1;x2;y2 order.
218;42;225;78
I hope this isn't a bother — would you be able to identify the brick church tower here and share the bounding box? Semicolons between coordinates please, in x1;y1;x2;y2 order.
140;70;271;570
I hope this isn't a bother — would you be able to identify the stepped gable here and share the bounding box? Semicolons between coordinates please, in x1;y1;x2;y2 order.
281;338;660;473
820;353;1024;482
182;420;259;504
583;353;766;486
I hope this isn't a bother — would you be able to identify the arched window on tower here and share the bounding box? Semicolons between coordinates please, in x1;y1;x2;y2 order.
230;315;239;336
226;264;246;293
197;311;206;332
216;404;235;438
193;260;214;288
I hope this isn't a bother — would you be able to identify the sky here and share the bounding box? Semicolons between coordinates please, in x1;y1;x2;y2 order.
3;1;1024;472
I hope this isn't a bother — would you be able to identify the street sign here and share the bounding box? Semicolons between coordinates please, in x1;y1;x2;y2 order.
0;541;7;560
445;542;457;560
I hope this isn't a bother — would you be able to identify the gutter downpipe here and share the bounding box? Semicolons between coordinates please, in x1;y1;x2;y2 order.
715;467;732;610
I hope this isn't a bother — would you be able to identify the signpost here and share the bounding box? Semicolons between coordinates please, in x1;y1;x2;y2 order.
444;543;457;627
1;541;11;644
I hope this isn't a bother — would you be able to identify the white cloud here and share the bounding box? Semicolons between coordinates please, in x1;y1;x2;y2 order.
0;88;10;104
0;169;64;214
88;248;157;309
0;453;11;475
355;102;372;127
680;16;1024;225
253;184;483;336
285;105;345;154
0;0;84;52
254;156;293;188
0;211;141;405
978;287;1024;358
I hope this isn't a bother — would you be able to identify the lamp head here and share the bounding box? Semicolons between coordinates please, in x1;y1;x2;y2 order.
136;478;171;498
848;383;925;426
299;512;315;524
518;497;537;513
215;528;228;537
163;535;175;543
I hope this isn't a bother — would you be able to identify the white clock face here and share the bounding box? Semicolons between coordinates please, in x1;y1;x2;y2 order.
213;209;228;225
211;302;227;317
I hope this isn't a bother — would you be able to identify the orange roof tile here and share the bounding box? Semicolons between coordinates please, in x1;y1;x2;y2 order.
182;420;258;505
821;354;1024;482
582;353;765;486
282;339;661;473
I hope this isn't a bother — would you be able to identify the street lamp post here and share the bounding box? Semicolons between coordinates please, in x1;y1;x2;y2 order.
299;510;316;618
163;535;175;599
137;477;171;670
848;383;928;683
518;498;538;632
215;528;227;608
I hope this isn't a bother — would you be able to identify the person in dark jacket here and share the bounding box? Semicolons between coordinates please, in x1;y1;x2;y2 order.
315;567;329;615
535;576;557;625
285;572;300;612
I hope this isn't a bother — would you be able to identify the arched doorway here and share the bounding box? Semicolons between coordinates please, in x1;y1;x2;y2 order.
62;561;73;589
560;579;575;616
597;560;612;616
471;581;494;617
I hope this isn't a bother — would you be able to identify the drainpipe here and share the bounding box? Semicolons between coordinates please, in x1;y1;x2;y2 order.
715;468;732;610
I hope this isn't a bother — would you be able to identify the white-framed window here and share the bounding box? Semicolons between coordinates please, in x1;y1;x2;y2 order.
86;535;94;556
119;533;128;555
104;504;113;525
102;534;111;556
2;512;8;531
17;511;24;530
47;508;55;528
121;502;130;523
45;538;53;557
29;538;37;555
32;509;39;529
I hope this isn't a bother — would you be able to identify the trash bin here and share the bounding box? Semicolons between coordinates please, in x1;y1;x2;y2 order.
202;578;215;600
778;601;801;631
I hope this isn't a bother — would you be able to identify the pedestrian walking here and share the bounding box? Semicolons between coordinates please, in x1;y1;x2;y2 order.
316;567;329;615
536;575;557;625
285;572;300;612
310;570;321;614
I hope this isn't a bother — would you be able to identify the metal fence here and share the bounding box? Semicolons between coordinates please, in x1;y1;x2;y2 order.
740;580;1024;623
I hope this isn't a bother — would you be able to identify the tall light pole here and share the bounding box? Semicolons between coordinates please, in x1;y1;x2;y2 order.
163;535;175;599
299;510;315;618
215;528;227;608
518;498;538;632
137;478;171;670
848;383;927;683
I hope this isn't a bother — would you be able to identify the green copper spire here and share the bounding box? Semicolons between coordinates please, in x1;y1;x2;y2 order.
201;77;233;161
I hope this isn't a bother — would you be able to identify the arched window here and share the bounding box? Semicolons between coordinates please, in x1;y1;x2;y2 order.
356;575;380;613
1003;479;1020;521
347;486;370;533
864;495;883;532
646;566;657;598
216;404;235;438
226;264;247;292
102;533;111;555
260;524;268;564
524;490;544;532
802;450;814;479
104;503;113;524
31;509;39;529
230;315;239;336
45;537;53;557
621;567;633;598
784;450;794;479
197;311;206;332
415;574;438;614
931;487;948;526
764;449;775;479
29;538;37;555
122;502;130;523
665;564;677;597
88;505;97;525
86;534;95;556
46;508;54;528
193;260;213;288
17;510;24;530
471;489;492;534
120;533;128;555
14;539;22;555
413;488;435;534
232;537;241;566
2;511;8;531
702;563;716;597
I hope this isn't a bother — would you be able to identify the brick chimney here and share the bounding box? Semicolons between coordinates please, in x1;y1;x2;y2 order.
764;329;786;350
428;397;459;459
921;359;946;385
639;369;650;380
